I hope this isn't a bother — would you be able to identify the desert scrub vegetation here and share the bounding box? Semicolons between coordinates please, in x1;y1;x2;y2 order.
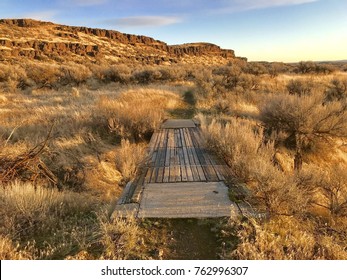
1;56;347;260
225;215;347;260
196;67;347;259
0;181;171;260
0;181;98;259
101;88;181;141
199;115;347;259
0;85;183;259
0;60;192;93
260;92;347;170
0;60;186;259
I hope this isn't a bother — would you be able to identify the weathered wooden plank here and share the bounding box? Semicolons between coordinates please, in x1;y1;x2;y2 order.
130;169;146;203
165;129;171;167
127;165;146;203
148;131;159;152
156;167;164;183
163;166;169;183
189;128;220;181
185;130;207;181
213;165;225;181
153;130;163;168
117;181;133;205
174;129;182;182
182;129;194;181
182;128;206;181
169;129;177;182
177;148;185;182
181;165;188;182
180;128;189;166
184;128;204;181
189;135;208;180
207;165;220;181
149;130;163;167
160;129;169;167
144;167;154;183
196;165;206;181
190;127;205;147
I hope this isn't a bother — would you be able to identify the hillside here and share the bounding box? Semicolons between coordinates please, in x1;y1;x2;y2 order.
0;19;241;65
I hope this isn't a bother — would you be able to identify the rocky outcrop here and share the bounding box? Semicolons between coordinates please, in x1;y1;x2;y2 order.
0;18;238;64
0;19;53;27
0;39;99;58
56;25;171;52
171;43;234;58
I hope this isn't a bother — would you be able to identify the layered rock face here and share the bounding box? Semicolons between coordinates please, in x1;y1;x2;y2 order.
0;19;239;64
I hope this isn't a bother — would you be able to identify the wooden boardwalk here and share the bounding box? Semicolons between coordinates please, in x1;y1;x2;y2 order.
113;119;237;218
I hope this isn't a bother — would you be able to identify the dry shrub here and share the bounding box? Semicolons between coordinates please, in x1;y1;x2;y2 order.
230;216;347;260
260;92;347;169
59;63;92;86
199;115;267;182
101;88;180;141
132;67;177;84
25;62;60;89
298;164;347;217
260;92;323;136
0;83;124;198
286;79;313;96
0;128;56;186
325;78;347;101
198;115;309;216
0;64;28;92
0;181;98;259
0;235;34;260
115;139;147;183
98;213;141;260
92;64;131;84
97;213;170;260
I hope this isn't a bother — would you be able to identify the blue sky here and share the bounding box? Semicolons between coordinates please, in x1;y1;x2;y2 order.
0;0;346;62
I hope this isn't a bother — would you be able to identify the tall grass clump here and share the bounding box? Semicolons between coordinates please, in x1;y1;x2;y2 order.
0;181;98;259
115;139;147;183
100;88;180;141
98;213;142;260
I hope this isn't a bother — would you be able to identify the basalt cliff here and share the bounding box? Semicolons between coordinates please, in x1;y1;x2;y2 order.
0;19;244;65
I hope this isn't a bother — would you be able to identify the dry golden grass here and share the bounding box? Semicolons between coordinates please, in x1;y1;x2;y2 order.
98;213;142;260
100;88;180;141
0;181;98;259
1;57;347;260
0;181;171;260
230;216;347;260
115;139;147;183
0;235;33;260
197;71;347;260
0;76;183;259
0;84;182;194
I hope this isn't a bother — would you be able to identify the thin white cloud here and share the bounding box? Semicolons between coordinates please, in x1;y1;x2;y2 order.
217;0;318;13
75;0;108;6
104;16;182;28
23;10;59;21
60;0;108;7
238;0;317;9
